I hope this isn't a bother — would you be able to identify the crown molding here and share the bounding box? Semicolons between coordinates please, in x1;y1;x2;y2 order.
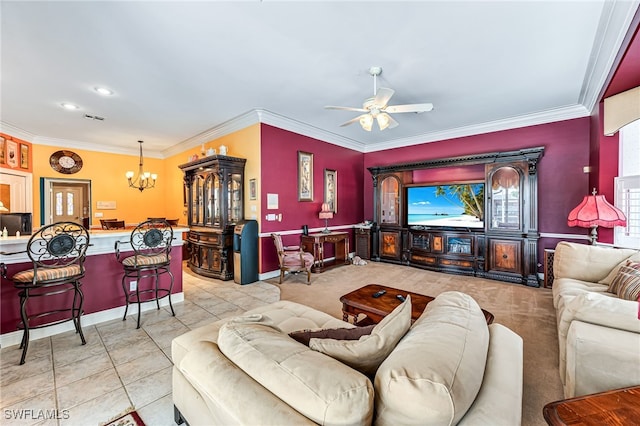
0;122;35;142
32;136;163;158
579;0;640;113
362;104;590;153
163;108;366;157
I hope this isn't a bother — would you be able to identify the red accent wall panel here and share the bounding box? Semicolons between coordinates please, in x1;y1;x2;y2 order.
1;252;183;334
259;124;364;272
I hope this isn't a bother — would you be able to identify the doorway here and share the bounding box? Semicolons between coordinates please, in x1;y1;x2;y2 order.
42;178;91;227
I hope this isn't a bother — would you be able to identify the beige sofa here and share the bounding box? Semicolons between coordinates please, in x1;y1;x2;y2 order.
172;291;523;425
552;241;640;398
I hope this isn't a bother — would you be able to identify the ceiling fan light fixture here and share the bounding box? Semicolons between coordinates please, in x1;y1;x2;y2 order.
359;114;373;131
377;113;391;130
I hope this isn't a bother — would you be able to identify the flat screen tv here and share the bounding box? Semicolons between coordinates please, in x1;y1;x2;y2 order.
406;182;484;229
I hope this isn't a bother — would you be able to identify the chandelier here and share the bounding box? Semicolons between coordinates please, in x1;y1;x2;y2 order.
126;140;157;192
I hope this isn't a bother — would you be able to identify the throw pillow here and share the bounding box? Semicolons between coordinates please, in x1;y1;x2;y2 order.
309;295;412;376
608;261;640;301
599;252;640;285
289;325;376;346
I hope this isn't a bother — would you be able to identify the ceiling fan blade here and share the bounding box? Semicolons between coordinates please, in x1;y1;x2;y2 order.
325;105;368;112
374;87;394;107
387;115;399;129
385;103;434;113
339;115;364;127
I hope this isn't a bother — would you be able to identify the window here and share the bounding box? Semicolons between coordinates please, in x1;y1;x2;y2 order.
615;119;640;248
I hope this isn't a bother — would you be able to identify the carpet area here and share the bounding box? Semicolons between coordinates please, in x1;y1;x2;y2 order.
268;261;563;426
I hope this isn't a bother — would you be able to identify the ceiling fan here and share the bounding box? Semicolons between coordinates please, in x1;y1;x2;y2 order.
325;66;434;131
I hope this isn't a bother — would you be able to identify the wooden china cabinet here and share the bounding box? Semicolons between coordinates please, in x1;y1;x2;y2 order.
179;155;246;280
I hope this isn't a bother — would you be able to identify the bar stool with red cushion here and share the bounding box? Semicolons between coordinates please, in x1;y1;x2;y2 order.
0;222;90;364
115;219;175;328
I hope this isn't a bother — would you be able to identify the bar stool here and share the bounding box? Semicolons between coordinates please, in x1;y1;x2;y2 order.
115;219;175;329
0;222;90;364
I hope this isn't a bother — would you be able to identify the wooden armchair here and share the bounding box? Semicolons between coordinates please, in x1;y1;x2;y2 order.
271;233;314;284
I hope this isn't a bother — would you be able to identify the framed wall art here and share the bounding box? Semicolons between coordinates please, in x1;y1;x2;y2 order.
249;178;257;200
324;168;337;213
297;151;313;201
6;140;17;168
0;136;5;165
20;144;29;169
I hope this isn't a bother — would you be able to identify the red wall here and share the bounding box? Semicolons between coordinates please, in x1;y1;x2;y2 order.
259;124;364;272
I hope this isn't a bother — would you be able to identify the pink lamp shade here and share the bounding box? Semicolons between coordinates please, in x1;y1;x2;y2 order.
319;203;333;233
567;189;626;244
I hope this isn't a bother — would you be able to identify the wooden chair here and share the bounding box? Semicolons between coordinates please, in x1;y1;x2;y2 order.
166;219;179;226
100;218;118;230
104;220;126;230
271;233;314;284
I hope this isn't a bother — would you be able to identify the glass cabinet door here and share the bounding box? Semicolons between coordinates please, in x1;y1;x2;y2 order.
213;173;221;226
228;173;242;223
379;176;400;225
489;166;521;229
204;175;214;226
192;175;204;225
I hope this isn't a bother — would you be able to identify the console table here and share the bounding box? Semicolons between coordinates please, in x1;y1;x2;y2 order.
301;231;350;273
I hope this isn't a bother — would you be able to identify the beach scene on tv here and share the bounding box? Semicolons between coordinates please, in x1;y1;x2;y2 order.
407;183;484;228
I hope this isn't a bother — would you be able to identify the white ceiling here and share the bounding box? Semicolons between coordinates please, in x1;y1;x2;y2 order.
1;1;638;158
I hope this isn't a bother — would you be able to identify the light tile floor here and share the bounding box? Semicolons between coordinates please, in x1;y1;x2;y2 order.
0;269;280;426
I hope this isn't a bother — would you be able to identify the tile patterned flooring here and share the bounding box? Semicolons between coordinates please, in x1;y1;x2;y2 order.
0;269;280;425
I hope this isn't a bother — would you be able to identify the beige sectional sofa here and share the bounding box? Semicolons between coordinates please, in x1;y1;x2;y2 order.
172;291;523;425
552;241;640;398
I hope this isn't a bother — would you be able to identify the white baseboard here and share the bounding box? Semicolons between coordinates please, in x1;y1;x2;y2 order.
0;293;184;348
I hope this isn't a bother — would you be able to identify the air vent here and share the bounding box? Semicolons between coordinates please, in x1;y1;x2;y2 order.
84;114;105;121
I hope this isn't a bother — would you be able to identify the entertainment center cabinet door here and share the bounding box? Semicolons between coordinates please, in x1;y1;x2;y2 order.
488;239;522;275
380;230;402;261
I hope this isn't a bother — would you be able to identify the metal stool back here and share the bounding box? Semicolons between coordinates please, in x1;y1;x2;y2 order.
0;221;89;364
115;219;175;328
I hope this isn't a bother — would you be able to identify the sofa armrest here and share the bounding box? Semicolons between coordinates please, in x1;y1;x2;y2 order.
458;323;523;426
556;291;640;384
565;321;640;398
176;341;316;425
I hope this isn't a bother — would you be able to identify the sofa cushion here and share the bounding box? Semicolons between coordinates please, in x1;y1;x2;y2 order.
374;291;489;426
608;261;640;301
289;325;376;346
308;295;412;376
553;242;639;283
217;321;374;426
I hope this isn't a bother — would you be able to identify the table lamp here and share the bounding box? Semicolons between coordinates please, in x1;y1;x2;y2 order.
567;188;627;244
319;203;333;234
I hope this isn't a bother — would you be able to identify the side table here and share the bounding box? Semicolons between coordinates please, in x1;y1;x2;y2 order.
543;385;640;425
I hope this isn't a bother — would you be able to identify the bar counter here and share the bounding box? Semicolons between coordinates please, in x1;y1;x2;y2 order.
0;227;188;346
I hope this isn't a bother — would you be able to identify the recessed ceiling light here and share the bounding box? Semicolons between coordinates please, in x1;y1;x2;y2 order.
94;87;114;96
61;103;80;110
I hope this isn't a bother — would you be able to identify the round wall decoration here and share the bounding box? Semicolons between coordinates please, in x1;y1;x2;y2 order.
49;150;83;174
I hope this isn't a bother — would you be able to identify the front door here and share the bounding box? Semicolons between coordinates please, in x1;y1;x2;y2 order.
52;185;83;224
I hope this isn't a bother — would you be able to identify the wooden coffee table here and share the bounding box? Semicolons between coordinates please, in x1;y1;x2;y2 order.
543;385;640;426
339;284;494;326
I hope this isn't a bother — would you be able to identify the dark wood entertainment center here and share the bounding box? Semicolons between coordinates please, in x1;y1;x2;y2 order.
368;147;544;287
